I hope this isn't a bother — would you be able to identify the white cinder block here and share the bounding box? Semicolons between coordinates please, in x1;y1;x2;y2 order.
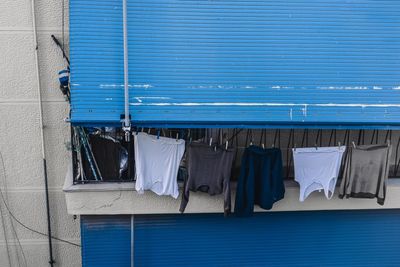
1;1;78;265
0;33;37;99
0;32;70;101
0;190;80;241
0;0;69;29
0;240;81;267
0;102;69;188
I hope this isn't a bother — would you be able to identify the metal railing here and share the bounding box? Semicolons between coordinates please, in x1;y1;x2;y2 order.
72;127;399;184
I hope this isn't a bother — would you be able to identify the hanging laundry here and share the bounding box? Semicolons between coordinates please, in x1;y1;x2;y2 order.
339;144;391;205
134;132;185;199
293;146;346;202
180;143;236;216
234;146;285;217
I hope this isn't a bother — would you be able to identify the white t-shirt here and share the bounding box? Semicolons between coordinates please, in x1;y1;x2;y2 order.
134;132;185;199
293;146;346;202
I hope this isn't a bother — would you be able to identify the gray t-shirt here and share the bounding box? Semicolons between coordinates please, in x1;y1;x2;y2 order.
339;144;391;205
180;143;235;215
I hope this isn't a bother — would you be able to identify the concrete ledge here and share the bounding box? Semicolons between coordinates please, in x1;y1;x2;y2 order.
64;166;400;215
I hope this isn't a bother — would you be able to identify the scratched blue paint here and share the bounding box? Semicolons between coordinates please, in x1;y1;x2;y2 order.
70;0;400;128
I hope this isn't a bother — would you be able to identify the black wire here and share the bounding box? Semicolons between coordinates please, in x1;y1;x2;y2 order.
0;203;13;266
51;35;70;66
0;152;81;248
227;129;243;144
0;195;27;267
0;153;28;267
328;129;334;146
285;129;294;179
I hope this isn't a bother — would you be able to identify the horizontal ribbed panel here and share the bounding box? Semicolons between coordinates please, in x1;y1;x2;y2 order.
81;216;131;267
135;210;400;266
70;0;400;127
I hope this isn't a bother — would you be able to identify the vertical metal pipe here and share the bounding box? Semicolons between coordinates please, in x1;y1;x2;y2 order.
123;0;131;141
131;215;134;267
30;0;55;265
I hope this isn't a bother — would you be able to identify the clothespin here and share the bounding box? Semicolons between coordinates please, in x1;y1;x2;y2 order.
209;137;213;146
148;128;151;134
225;140;229;150
338;142;341;149
262;143;265;149
176;133;179;141
352;141;356;148
157;130;160;139
189;137;192;144
272;143;275;148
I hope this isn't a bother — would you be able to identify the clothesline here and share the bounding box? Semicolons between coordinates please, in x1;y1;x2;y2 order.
204;143;388;151
133;132;391;216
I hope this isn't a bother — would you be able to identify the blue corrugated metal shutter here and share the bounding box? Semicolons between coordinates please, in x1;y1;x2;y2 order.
134;210;400;266
70;0;400;127
81;216;131;267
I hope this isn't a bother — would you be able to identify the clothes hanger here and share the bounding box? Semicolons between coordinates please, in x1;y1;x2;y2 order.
352;141;356;148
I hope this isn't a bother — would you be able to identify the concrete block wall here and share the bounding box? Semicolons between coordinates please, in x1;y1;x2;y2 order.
0;0;81;266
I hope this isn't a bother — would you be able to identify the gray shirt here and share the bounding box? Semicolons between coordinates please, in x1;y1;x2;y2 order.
339;144;391;205
180;143;235;215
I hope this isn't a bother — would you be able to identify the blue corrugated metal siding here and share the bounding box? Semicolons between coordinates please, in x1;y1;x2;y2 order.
134;210;400;267
70;0;400;127
81;216;131;267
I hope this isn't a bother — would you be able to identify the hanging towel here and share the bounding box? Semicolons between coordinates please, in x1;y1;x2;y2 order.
180;143;236;216
234;146;285;217
293;146;346;202
134;132;185;198
339;144;391;205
